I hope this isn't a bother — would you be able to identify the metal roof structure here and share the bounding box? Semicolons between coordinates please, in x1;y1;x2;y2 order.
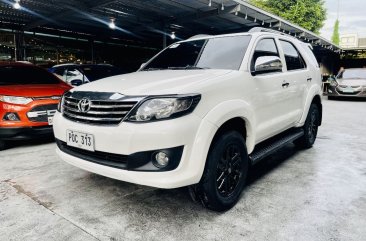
0;0;341;52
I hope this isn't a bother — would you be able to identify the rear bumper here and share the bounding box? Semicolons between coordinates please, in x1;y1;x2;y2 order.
0;126;54;140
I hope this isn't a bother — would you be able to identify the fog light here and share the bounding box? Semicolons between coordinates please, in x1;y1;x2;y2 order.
154;152;169;168
3;112;20;121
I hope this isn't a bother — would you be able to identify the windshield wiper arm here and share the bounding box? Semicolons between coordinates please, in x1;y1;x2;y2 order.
167;66;209;70
141;67;166;71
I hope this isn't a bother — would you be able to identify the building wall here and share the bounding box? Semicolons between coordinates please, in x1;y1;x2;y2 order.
340;34;359;48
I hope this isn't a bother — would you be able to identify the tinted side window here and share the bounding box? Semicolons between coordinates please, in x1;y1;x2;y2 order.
251;38;279;71
280;40;306;71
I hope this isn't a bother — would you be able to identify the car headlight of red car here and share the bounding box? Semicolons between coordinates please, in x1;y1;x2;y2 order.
0;95;33;105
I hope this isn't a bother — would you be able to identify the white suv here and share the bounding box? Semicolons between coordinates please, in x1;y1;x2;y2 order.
53;28;322;211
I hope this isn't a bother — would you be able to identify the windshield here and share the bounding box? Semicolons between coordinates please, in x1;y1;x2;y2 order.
142;35;252;71
338;69;366;79
0;65;61;85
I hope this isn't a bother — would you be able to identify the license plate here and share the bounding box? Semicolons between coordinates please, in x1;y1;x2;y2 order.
343;87;354;93
48;116;54;125
66;130;95;151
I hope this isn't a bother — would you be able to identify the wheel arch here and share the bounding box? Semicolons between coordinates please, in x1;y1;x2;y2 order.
201;99;256;154
298;85;323;126
187;100;256;185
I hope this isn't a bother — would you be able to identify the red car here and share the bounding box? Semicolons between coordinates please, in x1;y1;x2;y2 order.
0;62;71;150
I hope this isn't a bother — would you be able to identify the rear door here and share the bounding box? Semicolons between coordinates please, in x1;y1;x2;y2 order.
277;39;309;123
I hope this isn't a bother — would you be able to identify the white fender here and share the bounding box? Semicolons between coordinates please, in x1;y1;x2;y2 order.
187;99;256;183
297;85;322;126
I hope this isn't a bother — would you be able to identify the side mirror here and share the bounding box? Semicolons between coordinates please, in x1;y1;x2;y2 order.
253;56;283;76
70;79;83;86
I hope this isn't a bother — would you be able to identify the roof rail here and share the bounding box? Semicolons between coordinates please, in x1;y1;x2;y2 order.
249;27;303;42
248;27;285;35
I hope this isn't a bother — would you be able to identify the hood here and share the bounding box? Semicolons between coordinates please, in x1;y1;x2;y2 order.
73;69;233;95
0;83;71;97
338;78;366;86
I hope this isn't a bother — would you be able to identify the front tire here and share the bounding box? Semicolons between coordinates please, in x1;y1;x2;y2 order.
294;103;320;149
189;131;248;211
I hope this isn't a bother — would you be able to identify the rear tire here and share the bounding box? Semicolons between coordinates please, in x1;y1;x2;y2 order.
189;131;248;211
294;103;320;149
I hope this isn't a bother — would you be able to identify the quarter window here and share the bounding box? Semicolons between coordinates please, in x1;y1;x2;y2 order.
279;40;306;71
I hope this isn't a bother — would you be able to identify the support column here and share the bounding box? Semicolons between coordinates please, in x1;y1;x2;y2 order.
163;32;167;49
13;31;25;61
90;39;95;64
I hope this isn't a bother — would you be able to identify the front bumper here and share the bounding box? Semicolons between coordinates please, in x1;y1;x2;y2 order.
53;111;216;188
326;85;366;97
0;126;53;140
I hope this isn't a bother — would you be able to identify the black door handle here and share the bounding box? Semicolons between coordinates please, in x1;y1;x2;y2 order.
307;78;312;82
282;82;290;88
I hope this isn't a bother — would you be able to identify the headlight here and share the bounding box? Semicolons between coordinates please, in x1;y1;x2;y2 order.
57;93;66;113
127;94;201;122
329;80;338;87
0;95;33;105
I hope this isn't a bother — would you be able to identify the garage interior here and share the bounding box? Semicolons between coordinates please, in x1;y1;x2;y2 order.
1;0;356;72
1;0;366;240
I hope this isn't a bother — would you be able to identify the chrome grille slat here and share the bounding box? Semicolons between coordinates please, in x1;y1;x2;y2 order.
64;112;122;121
63;95;137;125
90;104;135;109
64;105;128;115
65;100;78;106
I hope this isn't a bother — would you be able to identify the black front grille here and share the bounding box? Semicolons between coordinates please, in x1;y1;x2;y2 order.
27;104;58;122
63;96;137;125
56;139;128;169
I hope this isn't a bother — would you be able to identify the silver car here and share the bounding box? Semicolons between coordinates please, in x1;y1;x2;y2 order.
327;68;366;98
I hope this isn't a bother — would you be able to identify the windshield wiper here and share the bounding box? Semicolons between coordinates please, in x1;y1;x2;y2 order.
167;66;209;70
141;67;166;71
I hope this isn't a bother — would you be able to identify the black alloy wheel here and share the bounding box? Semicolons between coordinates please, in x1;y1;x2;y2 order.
294;103;320;149
189;131;248;211
216;144;243;198
308;108;318;143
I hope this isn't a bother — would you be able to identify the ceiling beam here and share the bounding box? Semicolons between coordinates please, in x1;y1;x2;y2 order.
23;0;119;31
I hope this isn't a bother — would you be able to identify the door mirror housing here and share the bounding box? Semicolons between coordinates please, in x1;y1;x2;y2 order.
70;79;83;86
252;56;283;76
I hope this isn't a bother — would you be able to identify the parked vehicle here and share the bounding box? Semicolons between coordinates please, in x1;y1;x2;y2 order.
0;62;71;150
49;64;126;86
53;28;322;211
327;68;366;98
48;64;125;86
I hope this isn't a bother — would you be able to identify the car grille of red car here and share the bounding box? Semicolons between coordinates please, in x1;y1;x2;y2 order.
27;104;58;122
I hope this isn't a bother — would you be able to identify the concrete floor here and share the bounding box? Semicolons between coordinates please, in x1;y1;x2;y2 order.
1;98;365;241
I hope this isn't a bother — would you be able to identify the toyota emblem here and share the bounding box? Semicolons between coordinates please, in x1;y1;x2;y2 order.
78;98;91;113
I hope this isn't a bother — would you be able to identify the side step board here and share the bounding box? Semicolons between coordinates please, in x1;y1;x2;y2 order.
249;128;304;165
